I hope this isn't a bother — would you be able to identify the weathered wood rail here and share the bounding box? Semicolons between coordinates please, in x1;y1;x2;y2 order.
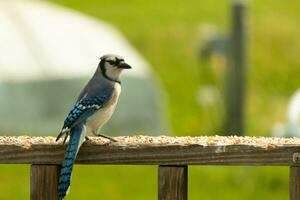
1;135;300;199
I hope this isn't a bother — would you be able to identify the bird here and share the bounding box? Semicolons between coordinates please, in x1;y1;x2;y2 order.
56;54;131;199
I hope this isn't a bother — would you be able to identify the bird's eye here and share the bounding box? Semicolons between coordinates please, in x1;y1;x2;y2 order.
107;60;115;65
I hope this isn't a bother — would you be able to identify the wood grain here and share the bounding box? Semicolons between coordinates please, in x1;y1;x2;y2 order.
290;166;300;200
158;165;187;200
30;165;60;200
1;136;300;166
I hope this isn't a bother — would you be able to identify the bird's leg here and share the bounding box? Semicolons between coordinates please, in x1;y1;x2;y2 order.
93;131;117;142
62;133;69;145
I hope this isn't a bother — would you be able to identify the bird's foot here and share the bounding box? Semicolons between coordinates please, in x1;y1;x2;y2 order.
95;132;117;142
85;136;90;141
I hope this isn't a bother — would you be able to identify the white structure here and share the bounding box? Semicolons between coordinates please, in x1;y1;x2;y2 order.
272;89;300;137
0;0;165;135
0;0;149;81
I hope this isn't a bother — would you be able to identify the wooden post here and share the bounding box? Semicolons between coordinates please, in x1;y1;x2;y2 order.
225;0;247;135
290;166;300;200
30;165;60;200
158;165;187;200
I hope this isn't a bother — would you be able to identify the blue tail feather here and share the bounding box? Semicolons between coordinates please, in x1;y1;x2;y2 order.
58;125;84;199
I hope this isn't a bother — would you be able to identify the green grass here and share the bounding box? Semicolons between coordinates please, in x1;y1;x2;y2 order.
1;0;299;199
0;165;290;200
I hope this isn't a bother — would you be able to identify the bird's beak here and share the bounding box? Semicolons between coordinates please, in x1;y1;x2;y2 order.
118;62;132;69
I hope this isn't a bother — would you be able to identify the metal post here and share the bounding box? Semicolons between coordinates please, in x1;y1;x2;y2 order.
225;0;247;135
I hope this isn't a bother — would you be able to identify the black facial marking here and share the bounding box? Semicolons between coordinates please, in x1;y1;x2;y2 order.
107;60;115;65
99;58;121;84
115;58;120;65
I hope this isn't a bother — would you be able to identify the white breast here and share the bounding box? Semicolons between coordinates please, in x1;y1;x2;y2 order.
86;83;121;135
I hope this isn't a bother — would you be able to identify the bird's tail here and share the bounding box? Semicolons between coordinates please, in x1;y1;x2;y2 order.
58;125;85;199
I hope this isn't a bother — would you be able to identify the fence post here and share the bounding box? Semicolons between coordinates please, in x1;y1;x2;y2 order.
158;165;188;200
290;166;300;200
30;165;60;200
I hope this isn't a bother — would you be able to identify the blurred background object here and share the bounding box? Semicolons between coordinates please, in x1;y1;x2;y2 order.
272;89;300;137
198;0;248;136
0;0;167;135
0;0;300;199
199;24;228;68
224;1;247;135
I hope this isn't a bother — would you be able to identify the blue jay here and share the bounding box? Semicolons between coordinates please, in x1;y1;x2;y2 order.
56;54;131;199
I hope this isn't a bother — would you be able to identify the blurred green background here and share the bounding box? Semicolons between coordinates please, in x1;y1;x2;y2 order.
1;0;300;199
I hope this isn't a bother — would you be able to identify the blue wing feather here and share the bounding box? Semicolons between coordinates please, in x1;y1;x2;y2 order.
64;96;108;129
56;95;110;141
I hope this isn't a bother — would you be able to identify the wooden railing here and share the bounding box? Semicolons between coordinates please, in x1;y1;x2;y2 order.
1;135;300;200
